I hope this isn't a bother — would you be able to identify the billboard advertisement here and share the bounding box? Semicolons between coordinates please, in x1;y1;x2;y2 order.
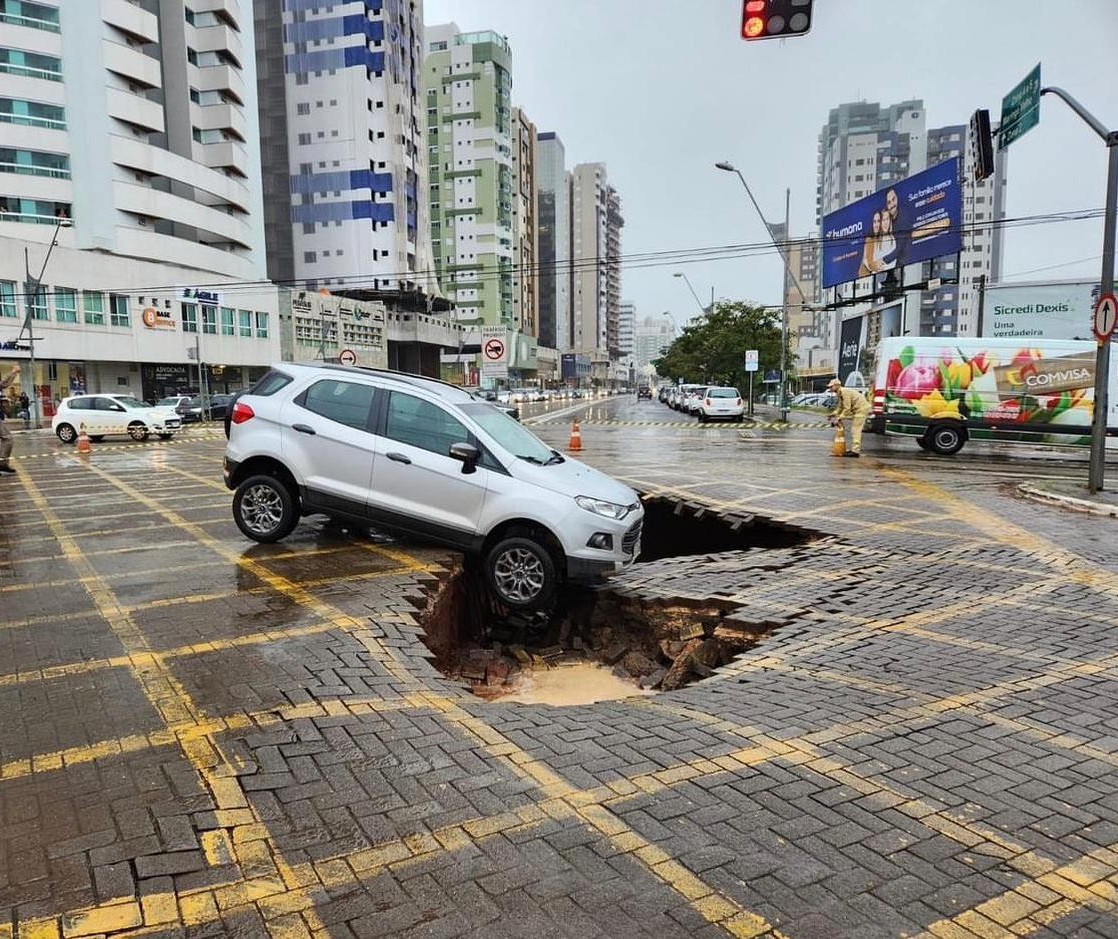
822;157;963;289
981;281;1100;341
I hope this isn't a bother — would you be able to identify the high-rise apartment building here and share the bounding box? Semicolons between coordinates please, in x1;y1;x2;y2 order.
536;131;570;351
511;106;537;338
570;162;622;355
632;314;675;368
784;238;819;337
817;99;1001;339
255;0;434;296
0;1;280;410
617;301;635;358
424;24;514;326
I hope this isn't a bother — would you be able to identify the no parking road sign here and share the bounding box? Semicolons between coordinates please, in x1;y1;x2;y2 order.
481;325;509;379
1093;293;1117;345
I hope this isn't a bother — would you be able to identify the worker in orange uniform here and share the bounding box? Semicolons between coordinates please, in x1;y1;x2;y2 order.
827;377;871;458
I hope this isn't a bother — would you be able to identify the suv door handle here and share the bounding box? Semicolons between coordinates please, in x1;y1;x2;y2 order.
386;451;412;465
292;423;316;435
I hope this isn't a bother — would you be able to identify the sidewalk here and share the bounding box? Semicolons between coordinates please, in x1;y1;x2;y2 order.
1018;478;1118;518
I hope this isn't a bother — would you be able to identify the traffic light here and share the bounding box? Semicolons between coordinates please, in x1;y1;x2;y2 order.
741;0;814;41
969;109;995;182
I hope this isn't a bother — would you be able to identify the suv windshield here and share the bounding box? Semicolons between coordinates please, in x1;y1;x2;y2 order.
461;403;558;464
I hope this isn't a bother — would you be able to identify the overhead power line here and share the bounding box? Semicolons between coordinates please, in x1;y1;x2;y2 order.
6;207;1106;304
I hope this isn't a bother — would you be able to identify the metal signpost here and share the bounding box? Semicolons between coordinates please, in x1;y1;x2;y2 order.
745;349;758;416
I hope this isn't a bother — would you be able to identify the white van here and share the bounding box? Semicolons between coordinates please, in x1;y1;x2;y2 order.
868;336;1118;455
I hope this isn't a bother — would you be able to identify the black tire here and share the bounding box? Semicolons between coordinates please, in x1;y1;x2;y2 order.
56;423;76;444
233;474;298;543
925;424;966;456
484;536;558;610
128;422;149;441
90;435;105;443
158;433;173;440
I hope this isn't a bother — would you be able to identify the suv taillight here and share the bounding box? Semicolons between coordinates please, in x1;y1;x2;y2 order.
231;401;255;424
872;388;885;414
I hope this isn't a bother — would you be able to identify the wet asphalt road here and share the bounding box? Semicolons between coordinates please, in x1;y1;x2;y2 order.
2;405;1118;938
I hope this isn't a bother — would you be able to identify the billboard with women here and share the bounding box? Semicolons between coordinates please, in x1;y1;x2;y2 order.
821;157;963;289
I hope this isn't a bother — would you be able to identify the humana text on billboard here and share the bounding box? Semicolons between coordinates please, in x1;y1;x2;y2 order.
821;157;963;289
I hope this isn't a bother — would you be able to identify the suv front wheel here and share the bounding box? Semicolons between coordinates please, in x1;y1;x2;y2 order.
484;536;558;609
233;474;298;543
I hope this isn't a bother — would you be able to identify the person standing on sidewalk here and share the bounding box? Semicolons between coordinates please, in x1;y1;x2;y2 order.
828;377;871;458
0;364;21;474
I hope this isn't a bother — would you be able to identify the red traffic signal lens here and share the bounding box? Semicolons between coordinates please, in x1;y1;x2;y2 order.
743;15;765;37
745;0;765;10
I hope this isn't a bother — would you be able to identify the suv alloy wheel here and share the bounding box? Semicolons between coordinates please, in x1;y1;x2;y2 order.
233;474;299;543
484;535;558;609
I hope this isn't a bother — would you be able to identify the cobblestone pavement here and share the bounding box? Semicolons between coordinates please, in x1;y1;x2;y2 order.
1;410;1117;938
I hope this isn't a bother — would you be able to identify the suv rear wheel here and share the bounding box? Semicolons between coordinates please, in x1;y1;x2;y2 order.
233;474;298;543
484;536;557;609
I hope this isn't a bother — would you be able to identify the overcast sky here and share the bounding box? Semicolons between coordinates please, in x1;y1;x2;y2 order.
423;0;1118;324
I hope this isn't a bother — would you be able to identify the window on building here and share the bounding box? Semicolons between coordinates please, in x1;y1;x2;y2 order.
182;302;197;333
255;311;269;339
304;251;316;263
297;132;311;145
296;102;310;115
83;291;104;325
0;279;15;317
54;286;77;323
202;305;217;334
238;309;252;337
109;294;130;327
220;307;235;336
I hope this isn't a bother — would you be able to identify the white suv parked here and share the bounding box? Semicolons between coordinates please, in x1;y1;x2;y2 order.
52;394;182;443
223;364;644;610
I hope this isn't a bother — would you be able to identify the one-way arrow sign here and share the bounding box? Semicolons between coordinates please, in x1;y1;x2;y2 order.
1093;293;1117;345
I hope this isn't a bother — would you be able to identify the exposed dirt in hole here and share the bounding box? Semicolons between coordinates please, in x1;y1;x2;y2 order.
416;494;817;704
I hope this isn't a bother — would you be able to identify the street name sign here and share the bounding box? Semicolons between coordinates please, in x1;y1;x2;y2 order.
1093;293;1117;345
999;63;1041;151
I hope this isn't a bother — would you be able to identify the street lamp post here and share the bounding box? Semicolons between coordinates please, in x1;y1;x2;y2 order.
672;272;709;319
715;161;791;422
20;215;71;429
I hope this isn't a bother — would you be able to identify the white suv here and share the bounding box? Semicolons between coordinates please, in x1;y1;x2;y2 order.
223;364;644;610
53;394;182;443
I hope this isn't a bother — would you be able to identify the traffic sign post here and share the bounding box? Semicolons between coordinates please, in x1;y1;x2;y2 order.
998;63;1041;151
744;349;758;417
480;326;509;381
1094;294;1117;345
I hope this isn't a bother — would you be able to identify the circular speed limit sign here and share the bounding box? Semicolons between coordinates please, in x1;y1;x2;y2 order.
339;348;358;366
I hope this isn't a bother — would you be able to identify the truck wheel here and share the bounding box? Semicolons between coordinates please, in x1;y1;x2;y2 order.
925;424;966;456
484;536;557;610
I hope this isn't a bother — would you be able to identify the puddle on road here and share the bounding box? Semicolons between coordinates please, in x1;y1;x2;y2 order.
499;662;654;705
418;494;816;705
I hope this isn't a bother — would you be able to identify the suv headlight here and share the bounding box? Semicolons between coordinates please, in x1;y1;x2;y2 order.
575;495;630;520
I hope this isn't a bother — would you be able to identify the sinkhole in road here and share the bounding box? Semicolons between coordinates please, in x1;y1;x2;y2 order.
417;494;816;705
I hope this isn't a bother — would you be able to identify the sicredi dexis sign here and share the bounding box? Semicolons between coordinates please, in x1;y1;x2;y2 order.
981;281;1099;341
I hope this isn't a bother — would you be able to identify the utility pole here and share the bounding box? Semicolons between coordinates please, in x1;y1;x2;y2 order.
780;188;790;421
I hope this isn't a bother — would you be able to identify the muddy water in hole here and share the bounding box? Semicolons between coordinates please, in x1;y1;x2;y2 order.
500;663;654;706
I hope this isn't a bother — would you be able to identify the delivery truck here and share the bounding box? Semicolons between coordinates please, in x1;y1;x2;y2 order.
868;336;1118;455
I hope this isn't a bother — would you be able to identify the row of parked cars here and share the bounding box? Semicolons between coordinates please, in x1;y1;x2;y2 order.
655;383;746;422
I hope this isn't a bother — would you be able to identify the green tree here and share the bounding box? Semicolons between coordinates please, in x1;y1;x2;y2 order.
653;301;794;401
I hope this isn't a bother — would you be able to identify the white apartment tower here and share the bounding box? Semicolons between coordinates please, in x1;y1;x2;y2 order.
0;1;281;409
256;0;436;296
570;161;622;356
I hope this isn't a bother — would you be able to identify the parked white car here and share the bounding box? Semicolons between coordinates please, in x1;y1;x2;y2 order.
697;386;745;423
223;364;644;610
52;394;182;443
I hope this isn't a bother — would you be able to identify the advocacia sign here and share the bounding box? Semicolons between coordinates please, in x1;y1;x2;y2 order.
981;281;1099;341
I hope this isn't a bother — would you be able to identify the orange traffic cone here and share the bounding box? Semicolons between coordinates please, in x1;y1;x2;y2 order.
569;419;583;452
830;423;846;457
77;423;92;455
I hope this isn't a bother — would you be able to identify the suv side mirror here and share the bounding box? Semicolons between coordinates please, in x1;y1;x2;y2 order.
449;441;480;474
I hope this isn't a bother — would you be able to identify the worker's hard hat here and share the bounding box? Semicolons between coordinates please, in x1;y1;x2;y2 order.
827;378;841;390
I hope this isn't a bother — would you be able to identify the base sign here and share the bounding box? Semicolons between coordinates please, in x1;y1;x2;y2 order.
1093;293;1117;345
